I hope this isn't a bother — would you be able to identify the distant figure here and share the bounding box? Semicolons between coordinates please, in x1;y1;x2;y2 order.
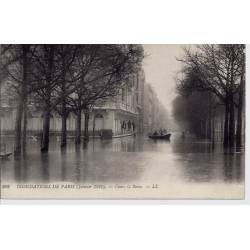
182;131;185;139
132;122;136;136
128;120;131;131
153;131;159;136
121;121;126;134
132;122;136;132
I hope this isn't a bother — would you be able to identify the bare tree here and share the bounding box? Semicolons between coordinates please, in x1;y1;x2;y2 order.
52;45;79;147
177;45;245;148
1;45;36;155
67;44;144;144
235;46;245;148
0;45;6;149
31;45;60;152
1;44;144;153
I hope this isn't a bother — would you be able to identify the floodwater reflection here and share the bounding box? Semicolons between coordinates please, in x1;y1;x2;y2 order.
1;133;245;186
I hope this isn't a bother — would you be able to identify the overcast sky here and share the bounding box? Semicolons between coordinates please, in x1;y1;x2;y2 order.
142;45;184;114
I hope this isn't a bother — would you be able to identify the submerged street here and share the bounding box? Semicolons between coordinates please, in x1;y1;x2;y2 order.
0;44;245;199
1;133;244;197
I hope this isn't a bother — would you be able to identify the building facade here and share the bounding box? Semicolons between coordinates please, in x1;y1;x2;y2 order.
1;71;173;139
143;83;169;133
88;69;145;137
0;69;146;138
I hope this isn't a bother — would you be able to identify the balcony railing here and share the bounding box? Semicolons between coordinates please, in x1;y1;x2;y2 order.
95;102;138;114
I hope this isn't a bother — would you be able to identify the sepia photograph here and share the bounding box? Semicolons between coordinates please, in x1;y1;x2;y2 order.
1;2;250;250
0;44;245;199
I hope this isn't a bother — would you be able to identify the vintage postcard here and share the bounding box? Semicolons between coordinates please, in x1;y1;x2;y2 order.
0;44;245;200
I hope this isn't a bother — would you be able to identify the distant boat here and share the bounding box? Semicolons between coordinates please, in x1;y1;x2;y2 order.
148;133;171;140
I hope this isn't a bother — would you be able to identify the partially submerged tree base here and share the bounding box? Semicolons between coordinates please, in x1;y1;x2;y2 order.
41;147;49;153
75;110;82;145
83;139;88;149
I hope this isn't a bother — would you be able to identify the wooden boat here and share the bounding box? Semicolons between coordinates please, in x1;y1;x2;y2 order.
0;152;12;159
148;133;171;140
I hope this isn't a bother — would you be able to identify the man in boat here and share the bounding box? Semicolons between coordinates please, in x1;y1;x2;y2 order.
153;130;159;136
159;129;167;135
182;131;185;139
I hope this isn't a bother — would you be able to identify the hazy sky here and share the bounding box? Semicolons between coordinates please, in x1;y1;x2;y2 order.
142;45;184;114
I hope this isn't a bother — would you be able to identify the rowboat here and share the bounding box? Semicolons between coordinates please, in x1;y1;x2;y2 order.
148;133;171;140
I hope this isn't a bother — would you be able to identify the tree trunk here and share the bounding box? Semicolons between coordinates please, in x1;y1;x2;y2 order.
61;109;67;148
236;76;244;149
229;93;235;147
22;96;27;153
205;119;207;139
41;109;50;152
41;45;54;152
208;92;212;140
223;96;229;147
93;115;96;137
60;90;67;147
14;97;23;155
75;110;82;144
83;110;89;142
208;117;212;140
228;50;236;148
212;117;215;149
14;45;28;155
60;63;67;148
21;46;29;153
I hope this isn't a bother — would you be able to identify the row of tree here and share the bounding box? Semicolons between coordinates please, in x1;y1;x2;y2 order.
172;91;223;142
174;45;245;148
0;44;144;155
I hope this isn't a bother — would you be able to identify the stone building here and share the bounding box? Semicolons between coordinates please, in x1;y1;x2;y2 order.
87;69;145;137
1;71;173;139
0;69;146;138
143;83;168;133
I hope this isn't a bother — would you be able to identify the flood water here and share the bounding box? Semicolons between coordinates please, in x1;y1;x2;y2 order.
1;133;244;189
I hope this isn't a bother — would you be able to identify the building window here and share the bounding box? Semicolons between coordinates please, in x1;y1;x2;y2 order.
95;114;103;119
